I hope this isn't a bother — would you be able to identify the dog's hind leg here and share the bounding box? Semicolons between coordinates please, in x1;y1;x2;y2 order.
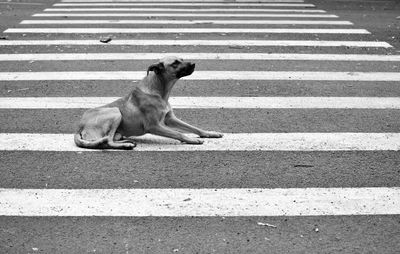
114;136;137;144
103;109;136;149
75;107;136;149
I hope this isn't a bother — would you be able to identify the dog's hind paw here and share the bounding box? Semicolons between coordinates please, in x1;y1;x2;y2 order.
123;142;137;149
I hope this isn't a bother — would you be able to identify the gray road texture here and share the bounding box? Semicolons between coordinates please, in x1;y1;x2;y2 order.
0;0;400;253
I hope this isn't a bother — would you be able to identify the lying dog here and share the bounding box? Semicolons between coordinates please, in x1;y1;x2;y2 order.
74;56;223;149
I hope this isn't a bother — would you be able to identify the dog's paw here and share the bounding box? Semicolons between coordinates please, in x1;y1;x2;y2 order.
200;131;223;138
123;142;137;149
185;138;204;145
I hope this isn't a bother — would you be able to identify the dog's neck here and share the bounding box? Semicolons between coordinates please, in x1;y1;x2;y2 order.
139;72;177;101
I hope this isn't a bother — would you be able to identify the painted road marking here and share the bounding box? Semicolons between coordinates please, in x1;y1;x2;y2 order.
43;8;326;12
1;97;399;109
53;3;315;6
33;13;338;18
0;2;44;5
0;71;398;81
6;28;368;34
20;20;352;25
0;187;398;216
2;53;399;61
61;0;306;2
0;133;399;151
0;40;391;47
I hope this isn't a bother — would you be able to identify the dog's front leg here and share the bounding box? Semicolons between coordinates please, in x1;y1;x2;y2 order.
149;124;204;144
165;112;223;138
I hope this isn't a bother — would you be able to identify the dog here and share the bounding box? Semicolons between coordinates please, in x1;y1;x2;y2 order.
74;56;223;149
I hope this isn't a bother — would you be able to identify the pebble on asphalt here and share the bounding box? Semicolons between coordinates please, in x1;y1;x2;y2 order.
100;37;112;43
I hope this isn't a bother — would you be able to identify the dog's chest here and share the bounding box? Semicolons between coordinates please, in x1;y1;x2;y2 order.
119;93;171;136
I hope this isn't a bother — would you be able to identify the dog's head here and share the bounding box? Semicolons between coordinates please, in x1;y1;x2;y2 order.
147;56;195;80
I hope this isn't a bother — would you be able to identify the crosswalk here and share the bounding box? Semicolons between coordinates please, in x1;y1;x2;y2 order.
0;0;399;251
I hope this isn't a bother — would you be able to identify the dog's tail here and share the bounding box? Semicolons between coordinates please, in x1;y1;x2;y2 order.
74;129;108;149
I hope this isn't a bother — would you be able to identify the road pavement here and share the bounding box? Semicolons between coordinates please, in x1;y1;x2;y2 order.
0;0;399;253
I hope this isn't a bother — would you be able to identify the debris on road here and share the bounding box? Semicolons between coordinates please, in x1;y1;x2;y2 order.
100;37;112;43
314;227;319;232
257;222;277;228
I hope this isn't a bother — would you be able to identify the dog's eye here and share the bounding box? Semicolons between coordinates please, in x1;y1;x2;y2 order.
171;60;180;68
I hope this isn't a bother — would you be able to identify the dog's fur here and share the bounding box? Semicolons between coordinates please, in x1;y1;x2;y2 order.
74;56;223;149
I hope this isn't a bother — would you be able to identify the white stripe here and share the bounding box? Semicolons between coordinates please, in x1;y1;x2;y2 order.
0;40;391;48
0;71;398;81
43;8;326;12
0;187;398;216
1;133;399;151
2;53;399;61
4;28;370;34
33;13;338;18
60;0;306;2
20;20;352;25
0;2;44;5
53;3;315;6
61;0;306;2
2;97;399;109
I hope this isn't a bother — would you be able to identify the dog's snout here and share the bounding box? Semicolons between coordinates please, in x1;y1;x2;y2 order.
175;60;195;78
187;62;195;71
187;62;195;74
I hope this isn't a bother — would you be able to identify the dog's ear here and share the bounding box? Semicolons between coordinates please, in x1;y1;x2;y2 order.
147;62;165;75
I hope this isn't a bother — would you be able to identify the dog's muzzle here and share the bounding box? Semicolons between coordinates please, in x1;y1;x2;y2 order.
177;63;195;78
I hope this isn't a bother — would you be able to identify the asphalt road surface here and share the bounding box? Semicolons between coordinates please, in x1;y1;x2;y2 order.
0;0;399;253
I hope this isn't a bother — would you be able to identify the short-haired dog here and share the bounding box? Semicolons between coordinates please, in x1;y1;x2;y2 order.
74;56;223;149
